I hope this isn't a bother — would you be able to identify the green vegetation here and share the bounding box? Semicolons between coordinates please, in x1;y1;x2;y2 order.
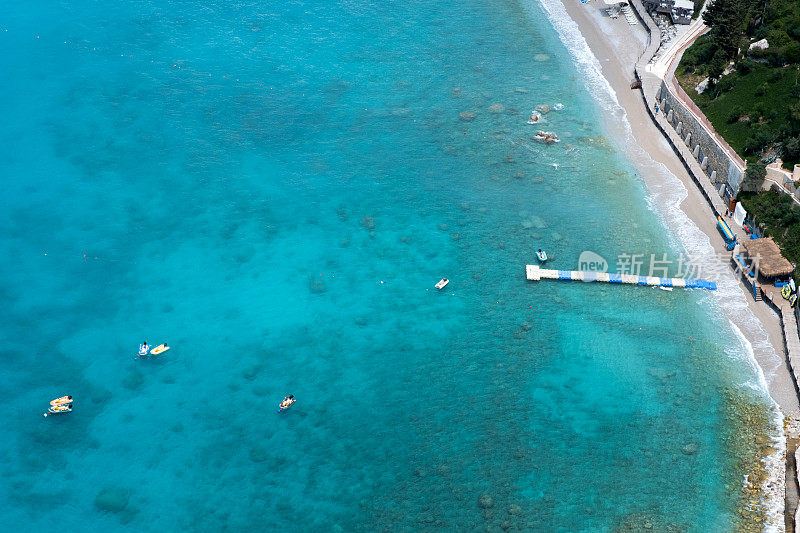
742;160;767;191
738;189;800;279
676;0;800;165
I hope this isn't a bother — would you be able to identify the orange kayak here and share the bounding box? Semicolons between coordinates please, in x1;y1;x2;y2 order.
50;396;72;406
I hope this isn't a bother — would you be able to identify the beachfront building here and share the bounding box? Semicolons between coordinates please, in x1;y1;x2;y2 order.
740;237;795;282
732;237;794;303
670;0;694;24
642;0;694;25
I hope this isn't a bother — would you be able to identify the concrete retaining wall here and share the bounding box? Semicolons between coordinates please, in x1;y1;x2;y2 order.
657;79;745;195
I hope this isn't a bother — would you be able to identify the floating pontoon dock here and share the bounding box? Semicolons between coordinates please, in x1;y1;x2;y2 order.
525;265;717;290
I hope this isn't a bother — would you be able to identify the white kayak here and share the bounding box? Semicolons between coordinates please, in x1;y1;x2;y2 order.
435;278;449;290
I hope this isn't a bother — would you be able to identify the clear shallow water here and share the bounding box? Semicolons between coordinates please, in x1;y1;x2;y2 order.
0;1;774;531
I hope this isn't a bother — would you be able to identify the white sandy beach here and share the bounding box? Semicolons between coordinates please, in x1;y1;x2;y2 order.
548;0;799;529
554;0;797;412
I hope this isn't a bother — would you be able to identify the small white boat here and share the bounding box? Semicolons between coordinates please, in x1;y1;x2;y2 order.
536;250;547;262
150;343;169;355
659;286;673;292
279;396;296;412
44;403;72;417
435;278;450;290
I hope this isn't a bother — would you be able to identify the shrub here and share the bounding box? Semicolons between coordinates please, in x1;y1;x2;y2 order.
727;105;745;123
681;35;716;69
716;76;735;93
737;57;756;74
709;48;729;80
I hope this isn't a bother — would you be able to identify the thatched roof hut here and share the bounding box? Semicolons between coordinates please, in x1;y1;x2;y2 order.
741;237;795;278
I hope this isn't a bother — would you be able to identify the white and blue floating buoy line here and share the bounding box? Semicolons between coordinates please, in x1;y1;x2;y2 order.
525;265;717;290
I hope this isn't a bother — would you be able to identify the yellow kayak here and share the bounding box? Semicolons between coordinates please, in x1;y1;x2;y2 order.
150;344;169;355
48;404;72;414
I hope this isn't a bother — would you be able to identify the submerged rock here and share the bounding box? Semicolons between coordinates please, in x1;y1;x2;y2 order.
478;494;494;509
309;278;327;294
459;111;476;122
94;488;130;513
122;371;144;390
361;216;375;230
488;103;505;114
533;54;550;62
249;447;268;463
682;442;699;455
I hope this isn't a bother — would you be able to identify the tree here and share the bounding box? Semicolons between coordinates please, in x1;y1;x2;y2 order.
708;48;729;81
785;136;800;160
742;160;768;191
704;0;750;58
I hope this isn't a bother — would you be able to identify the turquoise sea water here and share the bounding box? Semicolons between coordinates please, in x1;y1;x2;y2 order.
0;1;775;531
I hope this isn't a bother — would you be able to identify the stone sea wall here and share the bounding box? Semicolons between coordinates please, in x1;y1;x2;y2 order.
657;79;746;197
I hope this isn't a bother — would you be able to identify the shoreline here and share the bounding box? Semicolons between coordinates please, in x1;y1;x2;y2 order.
548;0;798;529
